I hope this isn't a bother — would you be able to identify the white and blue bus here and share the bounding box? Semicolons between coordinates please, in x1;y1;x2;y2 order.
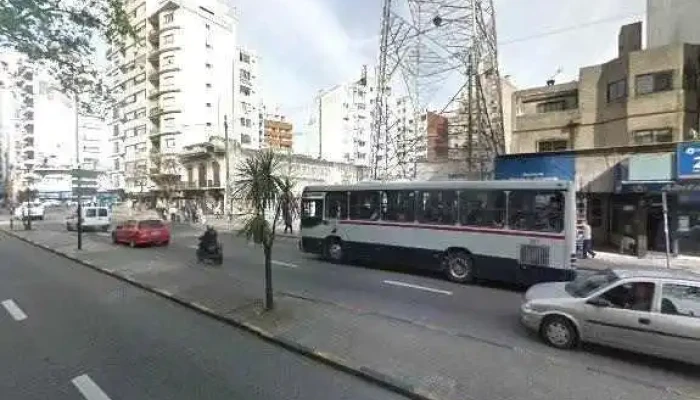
299;180;578;286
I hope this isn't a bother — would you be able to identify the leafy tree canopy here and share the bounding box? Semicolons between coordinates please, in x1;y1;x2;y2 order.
0;0;134;111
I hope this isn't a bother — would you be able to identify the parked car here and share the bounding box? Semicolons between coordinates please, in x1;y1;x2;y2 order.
112;219;170;247
521;268;700;365
14;202;45;220
66;206;111;232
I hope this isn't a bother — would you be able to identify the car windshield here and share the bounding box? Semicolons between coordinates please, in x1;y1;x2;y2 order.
138;220;164;229
565;270;620;298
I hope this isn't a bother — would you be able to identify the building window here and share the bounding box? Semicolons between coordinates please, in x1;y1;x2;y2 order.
205;102;211;108
163;13;174;23
536;100;566;113
163;34;174;45
241;134;251;144
240;69;251;81
239;86;251;96
205;24;210;30
206;122;212;127
632;128;673;144
205;83;212;89
636;71;673;95
163;117;175;128
537;140;568;152
163;55;174;65
205;63;212;69
607;78;627;102
165;138;176;148
240;52;250;63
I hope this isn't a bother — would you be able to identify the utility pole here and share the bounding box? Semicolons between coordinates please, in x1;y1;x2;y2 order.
467;54;473;174
74;94;82;250
318;91;323;160
223;115;230;220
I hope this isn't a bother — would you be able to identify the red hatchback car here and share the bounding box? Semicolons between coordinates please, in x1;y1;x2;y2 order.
112;219;170;247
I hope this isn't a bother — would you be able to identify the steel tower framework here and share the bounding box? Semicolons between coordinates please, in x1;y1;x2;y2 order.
372;0;505;180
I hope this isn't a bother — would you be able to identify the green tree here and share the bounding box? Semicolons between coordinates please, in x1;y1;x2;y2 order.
0;0;133;111
233;150;297;310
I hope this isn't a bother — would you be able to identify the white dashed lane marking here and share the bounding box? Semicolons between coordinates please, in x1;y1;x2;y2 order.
1;299;27;321
382;280;453;295
72;374;113;400
272;260;298;268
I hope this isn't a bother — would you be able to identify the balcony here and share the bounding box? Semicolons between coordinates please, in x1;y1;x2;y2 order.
148;46;180;63
179;180;222;190
148;85;180;99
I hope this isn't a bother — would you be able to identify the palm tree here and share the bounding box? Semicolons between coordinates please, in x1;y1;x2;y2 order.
232;150;296;310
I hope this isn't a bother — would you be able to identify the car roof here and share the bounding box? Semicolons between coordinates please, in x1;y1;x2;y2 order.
613;268;700;282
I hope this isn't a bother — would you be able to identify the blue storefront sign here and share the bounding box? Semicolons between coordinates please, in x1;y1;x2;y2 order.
495;154;575;181
677;142;700;179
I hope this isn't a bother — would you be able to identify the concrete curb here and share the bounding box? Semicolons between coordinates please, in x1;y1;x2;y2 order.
2;228;437;400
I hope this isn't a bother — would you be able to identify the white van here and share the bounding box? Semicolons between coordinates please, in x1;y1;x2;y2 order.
66;206;111;232
14;202;45;220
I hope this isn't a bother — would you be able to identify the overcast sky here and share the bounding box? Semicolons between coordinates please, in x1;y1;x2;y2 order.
233;0;648;127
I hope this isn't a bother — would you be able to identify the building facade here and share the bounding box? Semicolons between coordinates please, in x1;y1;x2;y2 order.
177;141;368;214
107;0;236;194
304;68;372;167
647;0;700;49
233;47;263;150
263;113;293;150
507;22;700;257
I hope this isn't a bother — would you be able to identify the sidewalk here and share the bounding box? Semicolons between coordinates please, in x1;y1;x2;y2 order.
2;228;690;400
193;214;300;239
577;250;700;272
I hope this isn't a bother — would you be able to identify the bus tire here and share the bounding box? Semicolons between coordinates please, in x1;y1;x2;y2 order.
444;249;474;283
324;238;344;263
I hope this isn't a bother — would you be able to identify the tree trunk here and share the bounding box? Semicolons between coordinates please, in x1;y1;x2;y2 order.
263;245;274;310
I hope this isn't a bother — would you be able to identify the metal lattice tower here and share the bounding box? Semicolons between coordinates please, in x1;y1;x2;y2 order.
371;0;505;180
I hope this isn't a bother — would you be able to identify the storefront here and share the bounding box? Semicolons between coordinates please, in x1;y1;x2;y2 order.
614;143;700;256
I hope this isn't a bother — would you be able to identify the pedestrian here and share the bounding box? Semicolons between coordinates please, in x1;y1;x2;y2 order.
283;205;293;234
581;220;596;259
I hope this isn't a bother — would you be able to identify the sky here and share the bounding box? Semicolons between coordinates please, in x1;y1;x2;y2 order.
233;0;648;129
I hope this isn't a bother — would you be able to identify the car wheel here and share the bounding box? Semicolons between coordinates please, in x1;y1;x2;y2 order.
540;315;578;350
162;240;170;247
325;238;343;263
111;232;118;244
102;226;109;232
129;240;136;248
444;250;474;283
67;223;73;231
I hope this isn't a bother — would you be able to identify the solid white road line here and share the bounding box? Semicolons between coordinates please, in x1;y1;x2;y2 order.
272;260;298;268
382;280;453;295
72;374;112;400
1;299;27;321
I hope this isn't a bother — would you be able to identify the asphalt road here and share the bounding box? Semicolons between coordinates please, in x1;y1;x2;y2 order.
0;230;409;399
28;213;700;396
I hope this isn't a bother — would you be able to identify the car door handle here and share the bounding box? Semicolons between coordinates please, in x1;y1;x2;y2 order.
638;317;651;325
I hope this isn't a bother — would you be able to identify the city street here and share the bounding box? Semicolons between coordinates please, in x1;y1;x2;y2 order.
0;223;409;399
14;211;700;400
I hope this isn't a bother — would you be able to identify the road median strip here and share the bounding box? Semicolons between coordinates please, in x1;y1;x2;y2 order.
1;228;438;400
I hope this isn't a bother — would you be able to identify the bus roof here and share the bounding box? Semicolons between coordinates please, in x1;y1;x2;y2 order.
303;179;574;193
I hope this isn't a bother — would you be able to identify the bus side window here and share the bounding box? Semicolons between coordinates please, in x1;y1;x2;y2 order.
459;190;505;228
350;191;381;221
508;191;564;232
383;190;415;222
325;191;348;219
417;190;456;225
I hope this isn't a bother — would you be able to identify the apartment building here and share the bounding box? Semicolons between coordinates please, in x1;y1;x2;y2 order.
107;0;235;194
504;22;700;256
304;68;372;167
234;47;263;149
263;113;293;150
647;0;700;49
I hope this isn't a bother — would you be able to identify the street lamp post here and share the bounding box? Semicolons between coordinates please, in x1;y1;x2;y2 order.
223;115;230;222
74;94;83;250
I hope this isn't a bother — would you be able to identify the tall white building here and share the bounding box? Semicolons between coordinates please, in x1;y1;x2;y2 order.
233;47;263;149
303;68;372;166
107;0;236;193
647;0;700;48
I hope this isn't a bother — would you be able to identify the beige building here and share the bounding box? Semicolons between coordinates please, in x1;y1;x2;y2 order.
508;22;700;257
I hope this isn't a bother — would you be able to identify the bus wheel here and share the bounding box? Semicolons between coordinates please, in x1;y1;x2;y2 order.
325;238;344;263
445;250;474;283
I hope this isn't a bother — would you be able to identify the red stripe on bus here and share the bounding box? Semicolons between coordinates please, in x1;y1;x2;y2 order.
337;220;566;240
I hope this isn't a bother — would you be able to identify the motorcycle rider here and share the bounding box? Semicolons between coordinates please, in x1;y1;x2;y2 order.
198;225;219;254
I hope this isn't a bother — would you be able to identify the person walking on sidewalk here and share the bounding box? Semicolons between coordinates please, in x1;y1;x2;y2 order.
581;220;596;259
283;203;293;234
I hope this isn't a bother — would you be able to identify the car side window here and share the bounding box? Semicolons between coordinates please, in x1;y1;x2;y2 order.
599;282;656;312
98;208;108;217
661;283;700;318
86;208;97;218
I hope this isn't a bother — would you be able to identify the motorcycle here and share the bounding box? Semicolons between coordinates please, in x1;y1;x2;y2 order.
196;241;223;265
